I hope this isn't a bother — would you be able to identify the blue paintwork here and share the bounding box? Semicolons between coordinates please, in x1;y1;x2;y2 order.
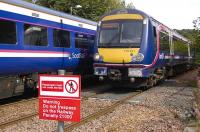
0;9;96;75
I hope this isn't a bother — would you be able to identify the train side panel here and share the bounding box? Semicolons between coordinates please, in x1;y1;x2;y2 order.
0;5;96;75
0;0;97;99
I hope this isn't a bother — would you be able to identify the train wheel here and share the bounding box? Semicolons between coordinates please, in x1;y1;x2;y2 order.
144;76;154;89
153;76;158;86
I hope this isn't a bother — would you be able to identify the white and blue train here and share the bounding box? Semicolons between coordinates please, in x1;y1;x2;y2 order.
0;0;97;99
94;9;193;87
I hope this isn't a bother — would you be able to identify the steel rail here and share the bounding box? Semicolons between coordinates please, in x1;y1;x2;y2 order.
0;112;38;128
0;97;38;108
0;85;112;129
64;91;142;131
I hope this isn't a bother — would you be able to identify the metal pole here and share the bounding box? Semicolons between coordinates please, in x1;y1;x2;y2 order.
57;69;66;132
58;122;64;132
58;70;66;76
32;0;37;4
70;7;73;15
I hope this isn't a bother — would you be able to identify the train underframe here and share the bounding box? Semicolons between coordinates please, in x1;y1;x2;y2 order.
0;73;40;99
94;62;192;88
0;67;94;99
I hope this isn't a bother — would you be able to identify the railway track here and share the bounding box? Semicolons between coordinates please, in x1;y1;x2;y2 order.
0;70;196;130
64;90;142;131
0;97;39;128
63;70;197;131
0;112;38;128
0;84;112;129
0;97;38;108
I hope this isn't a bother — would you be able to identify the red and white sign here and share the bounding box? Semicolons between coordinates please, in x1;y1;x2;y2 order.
39;75;81;122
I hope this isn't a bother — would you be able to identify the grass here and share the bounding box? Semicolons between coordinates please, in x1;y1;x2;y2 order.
187;80;198;87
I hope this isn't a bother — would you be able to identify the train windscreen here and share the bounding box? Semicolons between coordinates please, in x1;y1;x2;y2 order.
99;20;143;48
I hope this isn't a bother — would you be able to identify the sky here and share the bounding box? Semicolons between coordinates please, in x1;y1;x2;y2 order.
125;0;200;29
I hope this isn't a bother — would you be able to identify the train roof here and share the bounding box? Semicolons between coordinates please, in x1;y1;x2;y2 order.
0;0;97;26
100;8;149;20
100;8;191;44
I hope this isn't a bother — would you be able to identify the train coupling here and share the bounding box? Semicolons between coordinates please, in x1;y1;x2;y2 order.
99;76;104;81
130;77;136;83
108;69;122;81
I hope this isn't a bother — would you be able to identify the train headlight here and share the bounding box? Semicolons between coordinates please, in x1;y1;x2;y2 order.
136;53;144;61
94;53;103;61
132;53;144;62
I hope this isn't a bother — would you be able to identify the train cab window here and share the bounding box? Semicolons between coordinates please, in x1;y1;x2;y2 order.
120;21;143;44
99;23;120;46
75;33;95;49
24;24;48;46
53;29;70;48
0;19;17;44
160;32;170;51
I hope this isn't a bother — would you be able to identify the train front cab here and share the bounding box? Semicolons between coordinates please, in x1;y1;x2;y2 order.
93;9;158;85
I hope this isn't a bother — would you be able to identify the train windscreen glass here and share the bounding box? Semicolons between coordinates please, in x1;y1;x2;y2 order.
99;23;119;45
99;20;143;48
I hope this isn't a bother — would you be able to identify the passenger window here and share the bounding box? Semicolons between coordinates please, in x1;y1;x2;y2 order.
24;24;48;46
0;19;17;44
173;37;188;55
153;26;157;51
53;29;70;48
160;32;170;51
75;33;95;49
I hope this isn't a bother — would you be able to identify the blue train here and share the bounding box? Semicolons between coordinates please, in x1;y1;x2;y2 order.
94;9;193;87
0;0;97;99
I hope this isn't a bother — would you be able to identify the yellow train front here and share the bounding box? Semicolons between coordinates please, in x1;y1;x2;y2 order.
93;9;192;85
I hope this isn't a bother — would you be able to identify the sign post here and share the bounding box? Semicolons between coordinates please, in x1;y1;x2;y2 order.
58;70;65;132
38;71;81;132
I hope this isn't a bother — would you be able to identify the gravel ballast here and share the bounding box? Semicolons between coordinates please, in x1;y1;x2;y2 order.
0;99;112;132
72;86;194;132
0;70;197;132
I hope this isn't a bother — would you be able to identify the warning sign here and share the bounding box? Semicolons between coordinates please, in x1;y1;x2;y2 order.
39;75;81;122
65;80;78;94
39;75;80;98
39;97;80;122
41;81;63;92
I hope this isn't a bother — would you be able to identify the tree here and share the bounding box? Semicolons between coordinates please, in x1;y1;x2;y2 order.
192;18;200;64
176;29;200;64
25;0;126;21
126;2;136;9
193;17;200;31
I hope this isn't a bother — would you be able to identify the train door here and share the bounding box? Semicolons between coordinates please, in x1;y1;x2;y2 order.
73;32;95;75
53;27;72;71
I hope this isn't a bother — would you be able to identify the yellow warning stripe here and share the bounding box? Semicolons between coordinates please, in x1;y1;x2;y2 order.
102;14;143;21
